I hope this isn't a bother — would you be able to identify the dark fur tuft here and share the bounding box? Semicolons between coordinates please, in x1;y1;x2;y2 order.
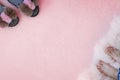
19;3;33;16
4;7;17;19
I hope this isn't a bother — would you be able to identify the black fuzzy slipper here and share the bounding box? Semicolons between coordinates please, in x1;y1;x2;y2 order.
8;0;39;17
0;4;19;27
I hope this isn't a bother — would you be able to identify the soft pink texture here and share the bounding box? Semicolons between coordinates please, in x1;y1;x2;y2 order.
0;0;120;80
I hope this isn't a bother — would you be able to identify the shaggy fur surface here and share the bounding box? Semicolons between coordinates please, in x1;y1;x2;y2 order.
77;16;120;80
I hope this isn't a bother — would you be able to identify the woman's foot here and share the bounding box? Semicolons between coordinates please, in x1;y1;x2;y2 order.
96;60;117;79
105;45;120;63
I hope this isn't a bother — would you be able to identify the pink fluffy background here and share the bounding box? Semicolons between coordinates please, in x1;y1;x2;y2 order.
0;0;120;80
